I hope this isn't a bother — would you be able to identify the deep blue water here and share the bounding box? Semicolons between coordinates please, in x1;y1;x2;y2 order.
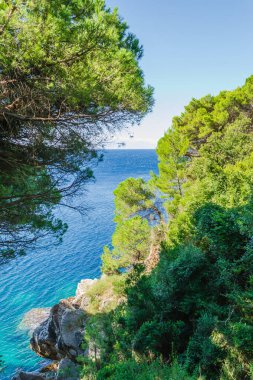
0;150;158;379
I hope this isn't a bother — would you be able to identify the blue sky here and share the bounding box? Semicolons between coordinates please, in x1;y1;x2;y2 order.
107;0;253;148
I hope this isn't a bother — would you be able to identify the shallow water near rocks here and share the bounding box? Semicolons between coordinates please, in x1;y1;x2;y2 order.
0;149;157;379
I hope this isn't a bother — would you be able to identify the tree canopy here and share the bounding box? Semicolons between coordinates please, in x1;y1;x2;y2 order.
83;76;253;380
0;0;153;256
102;216;151;274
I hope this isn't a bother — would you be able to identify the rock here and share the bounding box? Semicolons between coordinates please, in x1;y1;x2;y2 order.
12;371;46;380
30;300;86;361
30;316;59;360
28;278;99;375
56;359;79;380
75;279;96;298
73;279;97;310
61;308;84;349
19;308;51;337
40;361;58;374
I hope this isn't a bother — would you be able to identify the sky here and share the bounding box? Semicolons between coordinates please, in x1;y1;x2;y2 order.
106;0;253;149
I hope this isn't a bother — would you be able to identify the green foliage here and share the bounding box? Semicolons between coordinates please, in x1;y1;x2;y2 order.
154;128;189;199
193;203;253;259
133;320;185;356
81;359;199;380
185;314;224;377
81;77;253;379
0;0;152;115
151;77;253;248
114;178;163;223
0;0;153;255
113;202;253;379
85;275;126;314
102;216;151;274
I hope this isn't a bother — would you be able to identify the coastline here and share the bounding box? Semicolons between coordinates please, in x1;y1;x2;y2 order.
15;278;99;380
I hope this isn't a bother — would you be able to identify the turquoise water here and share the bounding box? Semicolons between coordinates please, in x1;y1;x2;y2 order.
0;149;158;379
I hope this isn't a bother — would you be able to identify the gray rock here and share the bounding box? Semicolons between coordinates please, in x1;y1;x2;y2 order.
12;371;46;380
27;278;100;376
75;279;97;298
31;316;59;360
56;359;79;380
19;308;51;337
74;279;97;310
31;300;86;360
60;309;85;349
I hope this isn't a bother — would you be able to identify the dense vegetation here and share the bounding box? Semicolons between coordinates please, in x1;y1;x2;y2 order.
0;0;152;257
80;77;253;379
1;2;252;378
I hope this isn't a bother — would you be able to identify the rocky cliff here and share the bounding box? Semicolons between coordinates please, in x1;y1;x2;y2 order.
14;279;98;380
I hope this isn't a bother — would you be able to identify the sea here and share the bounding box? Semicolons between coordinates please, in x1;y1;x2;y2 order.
0;149;158;379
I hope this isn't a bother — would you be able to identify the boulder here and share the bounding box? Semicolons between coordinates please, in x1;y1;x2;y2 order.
40;362;58;373
30;300;86;360
12;371;46;380
28;278;99;375
19;308;51;337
